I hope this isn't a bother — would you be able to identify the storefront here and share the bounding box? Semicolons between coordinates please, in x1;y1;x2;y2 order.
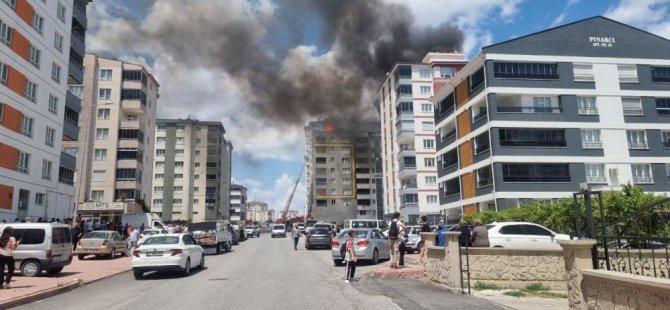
77;202;141;225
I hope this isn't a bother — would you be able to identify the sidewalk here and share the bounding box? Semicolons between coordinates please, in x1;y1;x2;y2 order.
369;253;425;279
0;255;131;308
473;290;568;310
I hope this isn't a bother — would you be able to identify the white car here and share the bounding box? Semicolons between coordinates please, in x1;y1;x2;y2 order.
271;224;286;238
137;229;168;246
132;233;205;279
487;222;570;250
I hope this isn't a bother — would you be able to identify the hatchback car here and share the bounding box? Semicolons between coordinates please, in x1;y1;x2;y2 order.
132;233;205;279
76;231;127;260
305;228;332;249
330;228;390;266
487;222;570;250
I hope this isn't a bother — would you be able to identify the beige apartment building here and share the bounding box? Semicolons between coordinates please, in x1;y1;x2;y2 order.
245;200;268;224
151;119;232;223
64;54;159;224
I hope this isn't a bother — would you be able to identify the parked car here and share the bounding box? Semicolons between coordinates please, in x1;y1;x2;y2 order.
229;226;240;245
190;221;233;254
271;224;286;238
76;231;127;260
487;222;570;250
244;226;259;238
233;224;247;241
330;228;390;266
137;228;168;246
404;226;422;253
0;223;72;277
252;226;260;237
296;223;305;234
305;228;332;249
132;233;205;279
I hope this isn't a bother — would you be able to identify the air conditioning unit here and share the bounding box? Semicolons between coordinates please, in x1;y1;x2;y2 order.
609;168;619;176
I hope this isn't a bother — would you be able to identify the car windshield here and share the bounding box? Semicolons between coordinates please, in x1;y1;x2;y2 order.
143;236;180;245
311;229;329;235
143;230;161;236
274;226;285;230
83;232;109;239
338;230;369;239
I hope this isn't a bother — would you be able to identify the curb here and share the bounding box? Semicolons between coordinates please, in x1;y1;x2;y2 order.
369;266;426;280
0;268;131;309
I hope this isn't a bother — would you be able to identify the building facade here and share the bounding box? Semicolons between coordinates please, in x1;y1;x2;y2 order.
0;0;90;221
151;119;232;222
377;53;466;224
65;54;159;224
267;208;275;223
245;200;268;224
230;184;247;222
433;17;670;222
305;120;382;225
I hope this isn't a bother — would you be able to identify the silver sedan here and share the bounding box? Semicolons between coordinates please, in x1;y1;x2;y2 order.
330;228;390;266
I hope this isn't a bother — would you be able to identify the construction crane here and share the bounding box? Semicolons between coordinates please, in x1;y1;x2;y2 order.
280;164;304;222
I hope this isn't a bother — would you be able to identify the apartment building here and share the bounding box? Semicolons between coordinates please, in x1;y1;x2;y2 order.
377;52;466;223
305;120;382;225
0;0;90;221
433;16;670;222
230;183;247;222
151;119;232;222
267;208;275;223
65;54;159;224
246;200;268;224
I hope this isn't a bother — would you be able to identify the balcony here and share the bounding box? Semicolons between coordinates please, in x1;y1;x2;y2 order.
396;123;415;144
62;116;79;141
497;105;562;113
633;176;653;184
115;180;140;190
68;50;84;84
496;94;562;114
117;159;140;169
72;0;88;30
59;152;76;171
119;139;143;149
65;90;82;113
627;141;648;149
69;29;86;62
398;162;417;179
397;146;416;157
399;183;418;195
121;100;146;114
120;119;140;129
400;202;419;209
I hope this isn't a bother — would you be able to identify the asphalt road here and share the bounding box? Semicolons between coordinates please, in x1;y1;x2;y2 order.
16;234;502;310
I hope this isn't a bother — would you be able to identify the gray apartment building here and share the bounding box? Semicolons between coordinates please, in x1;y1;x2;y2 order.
230;183;247;222
152;119;232;222
305;120;383;225
433;16;670;221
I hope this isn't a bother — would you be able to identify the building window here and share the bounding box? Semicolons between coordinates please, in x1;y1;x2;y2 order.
622;97;643;116
422;139;434;149
424;158;435;167
661;131;670;148
193;187;199;193
626;130;648;149
174;186;183;192
0;61;7;85
469;68;485;92
176;124;185;132
97;108;110;120
95;128;109;140
493;62;559;79
48;94;58;114
28;45;40;68
31;12;43;34
156;149;165;156
25;80;37;102
502;163;571;183
154;174;164;179
91;191;104;203
421;121;434;131
426;195;438;204
474;132;490;154
421;103;432;112
175;149;184;157
41;160;52;180
99;69;113;81
656;98;670;115
175;161;184;168
17;152;30;173
56;2;66;22
0;19;11;46
577;96;598;115
153;199;163;206
69;85;83;98
88;169;105;182
477;165;493;187
63;147;78;157
115;169;137;181
94;149;107;160
435;66;454;78
157;124;166;132
573;63;594;82
194;162;200;168
420;86;431;95
45;127;55;146
54;32;63;52
425;176;436;186
396;84;412;97
585;164;607;184
419;68;431;78
443;178;460;197
174;174;183;179
499;128;565;147
176;137;185;144
154;161;164;169
650;66;670;82
99;88;111;100
20;115;34;137
581;129;602;149
35;193;45;205
156;137;166;144
631;164;653;184
617;64;638;83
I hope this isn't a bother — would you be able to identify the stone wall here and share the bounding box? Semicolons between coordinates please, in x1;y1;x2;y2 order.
581;270;670;309
596;249;670;278
466;248;566;289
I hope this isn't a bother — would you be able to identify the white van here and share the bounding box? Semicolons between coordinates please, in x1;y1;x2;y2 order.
0;223;73;276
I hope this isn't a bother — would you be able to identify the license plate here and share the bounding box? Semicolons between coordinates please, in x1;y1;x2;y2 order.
85;249;96;252
52;256;60;262
146;252;162;257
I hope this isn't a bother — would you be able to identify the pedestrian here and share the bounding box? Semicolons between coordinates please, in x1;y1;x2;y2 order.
128;225;140;249
398;220;408;267
471;219;490;247
0;226;20;289
71;223;82;252
344;229;357;283
457;219;472;247
139;223;145;232
84;220;93;233
291;224;300;250
122;223;129;239
418;215;431;259
388;212;404;269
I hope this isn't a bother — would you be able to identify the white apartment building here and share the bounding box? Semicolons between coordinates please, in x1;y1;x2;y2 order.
66;54;159;224
245;200;268;224
377;52;466;223
0;0;90;221
151;119;232;222
230;184;247;222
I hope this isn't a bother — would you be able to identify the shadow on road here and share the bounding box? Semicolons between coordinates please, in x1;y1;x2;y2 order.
136;267;208;281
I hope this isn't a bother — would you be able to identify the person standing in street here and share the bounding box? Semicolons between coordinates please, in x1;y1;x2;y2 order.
418;215;431;259
398;220;408;267
471;219;490;247
292;224;301;250
388;212;405;269
128;225;140;249
344;230;357;283
71;223;82;252
0;227;20;289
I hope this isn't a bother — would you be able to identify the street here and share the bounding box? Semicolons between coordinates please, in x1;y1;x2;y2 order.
15;234;502;310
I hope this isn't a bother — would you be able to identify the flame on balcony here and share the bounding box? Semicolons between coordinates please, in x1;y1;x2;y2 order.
323;122;335;132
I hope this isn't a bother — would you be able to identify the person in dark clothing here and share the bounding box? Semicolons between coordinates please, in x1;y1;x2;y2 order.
122;223;129;239
456;220;472;247
70;223;82;251
398;220;408;267
418;215;431;259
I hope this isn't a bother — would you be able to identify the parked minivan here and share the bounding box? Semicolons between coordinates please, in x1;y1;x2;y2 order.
0;223;73;277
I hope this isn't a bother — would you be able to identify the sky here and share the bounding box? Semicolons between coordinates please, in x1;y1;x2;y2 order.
85;0;670;216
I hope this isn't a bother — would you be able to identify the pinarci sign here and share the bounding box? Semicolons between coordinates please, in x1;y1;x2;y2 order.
589;36;616;48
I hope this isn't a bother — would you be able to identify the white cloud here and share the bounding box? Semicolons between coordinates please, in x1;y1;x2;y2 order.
605;0;670;39
550;0;580;28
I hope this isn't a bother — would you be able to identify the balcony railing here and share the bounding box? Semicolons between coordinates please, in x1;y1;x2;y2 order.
582;142;603;149
497;106;562;113
578;108;599;115
633;176;653;184
500;140;566;147
586;176;608;184
627;141;648;149
503;176;571;182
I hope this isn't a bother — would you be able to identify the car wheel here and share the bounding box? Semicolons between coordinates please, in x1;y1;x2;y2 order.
182;259;191;277
333;259;343;266
372;248;379;265
199;254;205;269
216;244;221;255
46;266;64;276
133;270;143;280
78;254;85;260
21;260;42;277
108;248;116;259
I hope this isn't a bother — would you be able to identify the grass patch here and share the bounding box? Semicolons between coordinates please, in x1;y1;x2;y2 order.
474;282;501;291
503;290;527;297
529;291;567;299
523;283;550;292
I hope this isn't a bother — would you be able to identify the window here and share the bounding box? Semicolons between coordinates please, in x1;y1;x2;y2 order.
157;124;166;132
172;198;183;204
90;190;104;203
156;149;165;156
493;62;559;79
656;98;670;115
626;130;648;149
120;89;146;104
502;163;571;182
28;45;40;68
20;115;33;137
469;68;485;92
396;84;412;96
585;164;607;184
581;129;602;149
99;88;111;100
0;61;7;85
63;147;78;158
426;195;438;204
154;174;164;179
17;152;30;173
193;187;199;193
631;164;653;184
666;164;670;183
419;139;432;149
95;128;108;140
69;85;83;98
176;125;185;132
154;161;164;169
31;12;43;33
156;137;166;144
420;86;431;95
477;166;493;187
153;199;163;206
425;176;436;186
48;94;58;114
54;32;63;52
194;162;200;168
92;170;106;181
573;63;594;81
45;127;55;146
56;2;66;22
421;103;432;112
174;186;183;192
176;137;185;144
99;69;112;81
662;131;670;148
35;193;44;205
422;122;434;131
195;138;201;144
0;19;11;46
175;149;184;157
175;161;184;168
443;178;460;197
419;68;431;78
94;149;107;160
424;158;435;167
97;108;110;120
474;132;490;154
499;128;566;147
41;160;51;180
617;64;638;83
622;97;643;116
24;80;37;102
174;174;183;179
651;66;670;82
115;169;137;181
441;149;458;168
435;66;454;78
577;96;598;115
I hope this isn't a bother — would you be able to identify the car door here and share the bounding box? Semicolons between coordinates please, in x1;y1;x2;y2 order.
185;235;202;264
521;224;556;250
372;230;389;258
181;235;194;262
496;225;526;249
113;233;126;250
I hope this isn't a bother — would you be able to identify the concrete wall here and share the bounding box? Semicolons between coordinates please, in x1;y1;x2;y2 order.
581;270;670;309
